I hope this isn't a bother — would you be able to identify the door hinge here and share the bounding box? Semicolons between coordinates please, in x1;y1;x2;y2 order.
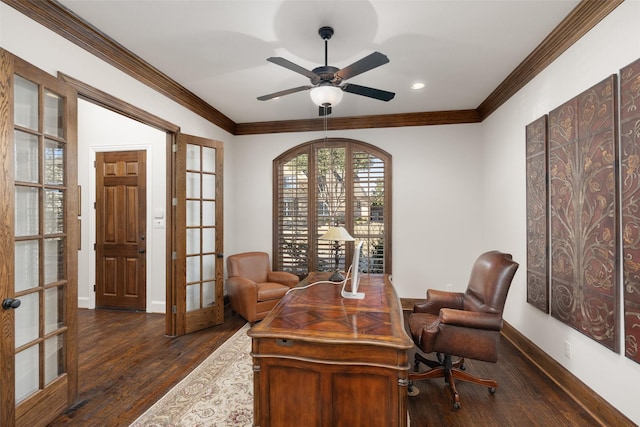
93;284;96;292
172;144;178;153
172;198;178;206
172;305;177;314
93;243;96;250
93;160;96;168
172;251;177;260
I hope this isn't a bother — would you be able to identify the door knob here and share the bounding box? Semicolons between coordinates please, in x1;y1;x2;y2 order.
139;249;146;254
2;298;21;310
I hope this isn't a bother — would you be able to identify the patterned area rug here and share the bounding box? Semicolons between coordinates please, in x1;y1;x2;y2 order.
130;324;253;426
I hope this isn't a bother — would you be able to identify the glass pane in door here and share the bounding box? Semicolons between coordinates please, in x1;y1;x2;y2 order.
14;131;39;183
202;147;216;172
203;281;215;307
44;286;64;334
15;346;38;404
44;334;64;385
15;186;39;236
202;228;215;253
44;139;65;185
15;240;39;292
44;238;65;284
15;292;39;348
202;173;215;199
186;284;200;312
43;90;64;138
14;75;38;130
44;190;65;234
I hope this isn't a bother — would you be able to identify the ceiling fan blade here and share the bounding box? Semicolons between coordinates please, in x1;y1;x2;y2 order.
267;57;318;80
257;85;312;101
342;83;395;101
336;52;389;81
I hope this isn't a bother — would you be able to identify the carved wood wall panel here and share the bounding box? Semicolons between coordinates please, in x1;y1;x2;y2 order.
526;115;549;312
548;75;618;352
621;58;640;364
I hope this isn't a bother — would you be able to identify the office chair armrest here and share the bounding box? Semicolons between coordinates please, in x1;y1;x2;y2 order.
439;308;503;331
268;271;300;288
414;289;465;314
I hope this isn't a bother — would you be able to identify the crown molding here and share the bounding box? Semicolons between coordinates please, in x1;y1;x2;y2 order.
477;0;624;120
1;0;623;135
235;110;481;135
2;0;237;134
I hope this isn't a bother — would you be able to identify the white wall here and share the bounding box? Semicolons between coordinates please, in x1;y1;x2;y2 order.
482;1;640;423
230;126;485;297
77;100;167;312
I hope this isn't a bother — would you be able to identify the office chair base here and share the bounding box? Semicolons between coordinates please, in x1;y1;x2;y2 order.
408;353;498;409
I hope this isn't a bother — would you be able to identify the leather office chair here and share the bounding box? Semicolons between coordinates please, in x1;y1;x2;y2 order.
407;251;519;409
226;252;299;323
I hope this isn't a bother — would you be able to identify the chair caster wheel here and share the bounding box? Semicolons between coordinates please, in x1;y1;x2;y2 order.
453;402;461;410
407;385;420;397
489;387;496;394
460;364;466;371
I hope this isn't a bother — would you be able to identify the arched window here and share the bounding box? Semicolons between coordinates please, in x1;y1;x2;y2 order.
273;138;392;277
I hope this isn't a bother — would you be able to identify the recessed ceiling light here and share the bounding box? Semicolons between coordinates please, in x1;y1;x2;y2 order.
411;82;425;90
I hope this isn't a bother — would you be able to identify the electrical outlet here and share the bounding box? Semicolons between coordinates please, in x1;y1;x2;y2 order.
445;283;453;291
564;340;572;359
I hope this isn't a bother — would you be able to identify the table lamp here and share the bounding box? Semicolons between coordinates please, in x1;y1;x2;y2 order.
320;226;355;282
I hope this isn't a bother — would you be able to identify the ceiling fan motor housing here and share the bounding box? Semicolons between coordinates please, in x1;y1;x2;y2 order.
312;66;341;85
318;26;334;40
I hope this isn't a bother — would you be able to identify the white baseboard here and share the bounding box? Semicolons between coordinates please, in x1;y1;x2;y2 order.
148;300;166;314
78;297;92;309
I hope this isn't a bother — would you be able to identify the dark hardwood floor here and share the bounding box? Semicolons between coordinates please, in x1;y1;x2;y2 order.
48;307;604;426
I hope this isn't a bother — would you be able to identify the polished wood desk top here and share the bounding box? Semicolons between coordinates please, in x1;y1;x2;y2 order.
248;272;413;350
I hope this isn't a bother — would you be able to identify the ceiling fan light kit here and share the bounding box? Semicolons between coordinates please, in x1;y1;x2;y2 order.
310;84;344;107
258;26;395;116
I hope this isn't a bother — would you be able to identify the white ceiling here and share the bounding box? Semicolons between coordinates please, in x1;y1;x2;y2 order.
57;0;580;124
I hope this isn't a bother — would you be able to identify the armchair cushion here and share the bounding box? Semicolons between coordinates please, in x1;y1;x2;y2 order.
226;252;300;323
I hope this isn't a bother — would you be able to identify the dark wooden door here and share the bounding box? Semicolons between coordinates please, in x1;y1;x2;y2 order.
0;49;79;427
95;150;147;310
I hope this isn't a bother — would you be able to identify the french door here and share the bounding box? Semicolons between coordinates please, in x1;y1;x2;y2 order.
0;50;78;426
171;133;224;335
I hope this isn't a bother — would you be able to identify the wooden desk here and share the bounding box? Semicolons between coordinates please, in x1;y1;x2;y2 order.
248;273;413;427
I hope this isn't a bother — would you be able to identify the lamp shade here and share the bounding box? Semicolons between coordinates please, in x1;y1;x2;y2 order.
320;226;355;242
310;84;344;107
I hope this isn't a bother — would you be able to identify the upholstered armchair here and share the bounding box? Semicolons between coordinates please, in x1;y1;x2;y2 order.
407;251;519;409
226;252;299;323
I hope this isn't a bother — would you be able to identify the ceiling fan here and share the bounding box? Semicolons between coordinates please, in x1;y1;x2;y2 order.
257;26;395;116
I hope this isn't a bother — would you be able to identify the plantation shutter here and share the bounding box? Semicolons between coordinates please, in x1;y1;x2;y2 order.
352;150;388;274
274;139;391;276
275;152;309;277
